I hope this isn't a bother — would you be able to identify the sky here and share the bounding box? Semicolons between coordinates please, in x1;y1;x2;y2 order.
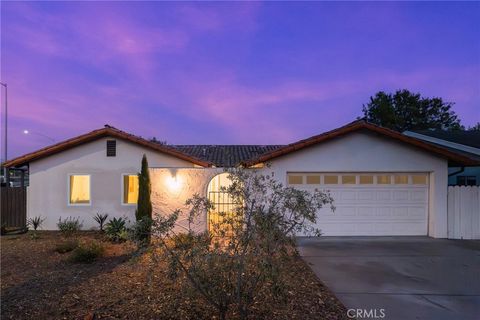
1;1;479;159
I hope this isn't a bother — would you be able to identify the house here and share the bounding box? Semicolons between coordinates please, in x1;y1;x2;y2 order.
4;120;478;237
403;130;480;186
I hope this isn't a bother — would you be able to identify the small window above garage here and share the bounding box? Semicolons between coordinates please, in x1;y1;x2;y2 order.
106;140;116;157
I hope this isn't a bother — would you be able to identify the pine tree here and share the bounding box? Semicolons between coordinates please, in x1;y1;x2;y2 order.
136;154;152;221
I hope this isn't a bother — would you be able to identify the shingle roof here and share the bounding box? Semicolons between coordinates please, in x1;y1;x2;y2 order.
412;130;480;149
172;145;284;167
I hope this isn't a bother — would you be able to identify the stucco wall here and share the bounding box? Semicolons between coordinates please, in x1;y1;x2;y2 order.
150;168;222;233
263;131;449;238
28;131;449;238
28;137;196;230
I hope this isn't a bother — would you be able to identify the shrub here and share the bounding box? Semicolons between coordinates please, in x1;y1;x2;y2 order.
105;217;127;242
136;154;152;221
57;217;82;237
93;213;109;231
152;168;334;320
28;216;45;231
69;241;104;263
129;216;153;247
55;239;79;253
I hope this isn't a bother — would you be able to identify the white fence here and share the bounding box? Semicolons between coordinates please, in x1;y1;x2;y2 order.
447;186;480;239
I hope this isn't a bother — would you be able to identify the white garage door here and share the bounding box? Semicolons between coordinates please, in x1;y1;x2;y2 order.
287;173;429;236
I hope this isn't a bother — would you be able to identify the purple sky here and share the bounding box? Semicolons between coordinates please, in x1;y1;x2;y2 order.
1;1;479;159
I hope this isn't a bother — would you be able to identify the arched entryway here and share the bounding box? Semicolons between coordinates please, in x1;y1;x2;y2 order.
207;173;234;233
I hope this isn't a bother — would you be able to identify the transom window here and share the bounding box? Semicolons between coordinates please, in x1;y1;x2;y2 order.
287;173;428;186
69;175;91;205
123;174;139;204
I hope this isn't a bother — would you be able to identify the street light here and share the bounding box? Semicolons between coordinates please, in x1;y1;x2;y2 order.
0;82;7;164
23;129;55;143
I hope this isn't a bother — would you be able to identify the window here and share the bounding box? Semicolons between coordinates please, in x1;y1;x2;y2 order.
106;140;116;157
342;175;356;184
377;175;391;184
123;175;139;204
457;176;476;186
359;175;374;184
324;175;338;184
69;175;90;205
288;175;303;185
394;175;409;184
412;175;427;185
306;175;320;184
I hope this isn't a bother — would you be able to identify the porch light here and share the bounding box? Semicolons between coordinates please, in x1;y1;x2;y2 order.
166;175;182;191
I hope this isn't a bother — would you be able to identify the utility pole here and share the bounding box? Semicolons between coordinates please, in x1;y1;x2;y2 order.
1;82;8;185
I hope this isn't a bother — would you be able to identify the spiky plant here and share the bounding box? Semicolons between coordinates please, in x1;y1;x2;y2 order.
27;216;45;231
93;213;109;232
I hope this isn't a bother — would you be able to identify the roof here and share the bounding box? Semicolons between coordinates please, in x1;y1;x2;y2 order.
172;145;284;167
4;125;212;168
5;120;479;169
412;130;480;149
243;120;480;167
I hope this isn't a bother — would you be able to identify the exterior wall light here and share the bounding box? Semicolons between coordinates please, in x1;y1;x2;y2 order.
166;175;182;192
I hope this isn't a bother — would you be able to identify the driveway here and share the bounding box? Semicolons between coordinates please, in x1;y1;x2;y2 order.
297;237;480;320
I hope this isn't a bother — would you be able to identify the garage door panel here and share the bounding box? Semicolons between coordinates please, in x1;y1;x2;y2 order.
411;190;427;201
377;190;392;200
288;172;428;236
409;207;427;218
393;207;408;217
341;191;357;200
358;191;375;200
376;207;392;217
393;190;409;201
357;207;376;216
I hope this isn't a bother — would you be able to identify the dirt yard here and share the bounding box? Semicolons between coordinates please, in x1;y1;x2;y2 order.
1;231;346;319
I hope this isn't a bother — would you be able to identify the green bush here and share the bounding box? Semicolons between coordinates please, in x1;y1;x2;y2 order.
130;216;153;247
69;241;104;263
105;217;127;242
55;239;79;253
57;217;82;237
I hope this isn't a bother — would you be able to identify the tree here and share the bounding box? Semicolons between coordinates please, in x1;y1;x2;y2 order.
136;154;152;222
151;168;334;320
362;90;463;132
468;122;480;131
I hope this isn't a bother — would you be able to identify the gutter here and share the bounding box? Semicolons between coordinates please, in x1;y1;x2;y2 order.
448;167;465;177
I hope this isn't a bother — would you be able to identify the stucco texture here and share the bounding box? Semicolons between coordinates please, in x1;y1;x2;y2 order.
150;168;222;233
27;137;196;230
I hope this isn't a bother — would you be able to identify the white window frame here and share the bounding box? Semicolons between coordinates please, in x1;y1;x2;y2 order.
67;174;92;206
121;173;139;206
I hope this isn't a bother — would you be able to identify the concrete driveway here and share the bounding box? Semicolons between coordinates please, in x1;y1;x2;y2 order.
297;237;480;320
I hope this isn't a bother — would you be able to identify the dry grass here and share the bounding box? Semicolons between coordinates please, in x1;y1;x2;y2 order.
1;231;346;319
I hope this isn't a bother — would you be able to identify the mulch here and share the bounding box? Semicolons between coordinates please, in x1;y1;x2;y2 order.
1;231;347;319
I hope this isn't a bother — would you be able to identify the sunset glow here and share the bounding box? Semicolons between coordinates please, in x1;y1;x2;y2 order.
1;1;479;159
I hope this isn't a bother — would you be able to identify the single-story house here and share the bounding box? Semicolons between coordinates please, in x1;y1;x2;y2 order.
4;120;479;238
403;130;480;186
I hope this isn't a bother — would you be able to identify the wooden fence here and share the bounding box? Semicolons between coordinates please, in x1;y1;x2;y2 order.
448;186;480;240
1;187;27;229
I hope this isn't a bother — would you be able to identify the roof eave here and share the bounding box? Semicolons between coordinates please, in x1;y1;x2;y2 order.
3;127;213;168
243;121;479;167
